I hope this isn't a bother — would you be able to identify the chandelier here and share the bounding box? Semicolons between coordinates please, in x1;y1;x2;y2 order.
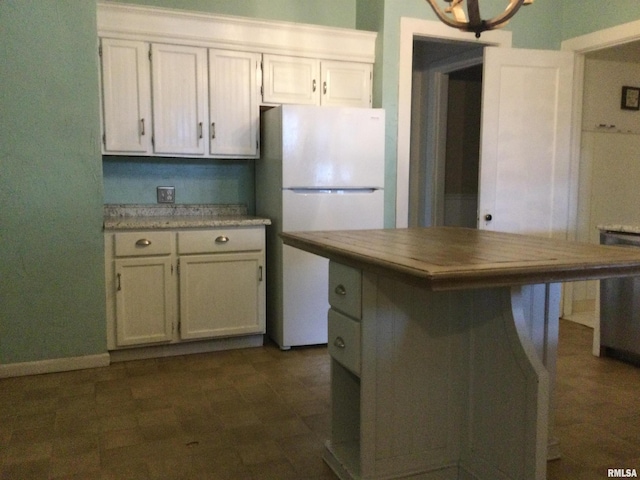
425;0;534;38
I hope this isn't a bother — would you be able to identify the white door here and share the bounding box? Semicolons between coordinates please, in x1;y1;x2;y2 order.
151;44;208;155
208;49;260;158
320;61;372;108
100;39;152;154
478;47;574;239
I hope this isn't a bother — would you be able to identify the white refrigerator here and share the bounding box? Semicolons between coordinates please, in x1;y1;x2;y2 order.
256;105;385;349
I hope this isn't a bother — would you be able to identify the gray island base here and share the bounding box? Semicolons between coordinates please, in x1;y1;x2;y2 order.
281;227;640;480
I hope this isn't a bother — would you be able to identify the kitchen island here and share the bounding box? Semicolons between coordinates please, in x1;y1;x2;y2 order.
281;227;640;480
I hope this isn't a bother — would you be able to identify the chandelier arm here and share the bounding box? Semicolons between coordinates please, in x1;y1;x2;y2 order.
482;0;526;29
424;0;471;30
466;0;482;29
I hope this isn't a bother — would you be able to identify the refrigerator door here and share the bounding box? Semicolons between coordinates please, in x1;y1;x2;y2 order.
281;106;385;189
280;189;383;347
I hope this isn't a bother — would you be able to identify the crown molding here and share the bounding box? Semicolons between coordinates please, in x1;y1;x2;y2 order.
97;2;377;64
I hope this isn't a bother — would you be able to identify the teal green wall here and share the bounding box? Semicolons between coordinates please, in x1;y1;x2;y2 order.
119;0;356;28
1;1;106;363
5;0;640;367
560;0;640;40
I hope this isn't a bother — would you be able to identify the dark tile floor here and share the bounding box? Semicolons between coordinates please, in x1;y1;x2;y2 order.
0;320;639;479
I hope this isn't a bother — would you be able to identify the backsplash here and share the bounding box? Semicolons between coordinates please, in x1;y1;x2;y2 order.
102;156;255;213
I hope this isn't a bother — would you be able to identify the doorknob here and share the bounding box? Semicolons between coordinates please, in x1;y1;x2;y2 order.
484;214;493;221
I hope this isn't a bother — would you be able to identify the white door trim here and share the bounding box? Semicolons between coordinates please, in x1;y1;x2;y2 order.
396;17;512;227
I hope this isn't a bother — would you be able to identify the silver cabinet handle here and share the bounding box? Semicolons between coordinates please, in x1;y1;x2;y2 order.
333;336;346;349
334;284;346;296
211;122;216;139
198;122;203;139
135;239;152;246
312;79;317;92
323;81;327;95
140;118;145;136
117;273;121;291
215;235;229;243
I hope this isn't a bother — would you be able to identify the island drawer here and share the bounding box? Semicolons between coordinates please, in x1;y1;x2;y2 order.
328;309;361;376
329;262;362;319
177;227;263;254
113;232;173;257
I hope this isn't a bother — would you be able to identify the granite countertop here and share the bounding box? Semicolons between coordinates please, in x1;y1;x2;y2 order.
281;227;640;291
597;224;640;235
104;204;271;230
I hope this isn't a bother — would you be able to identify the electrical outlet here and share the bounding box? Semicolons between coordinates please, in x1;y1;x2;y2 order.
157;186;175;203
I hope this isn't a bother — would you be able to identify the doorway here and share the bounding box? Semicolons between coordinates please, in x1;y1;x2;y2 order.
409;37;484;227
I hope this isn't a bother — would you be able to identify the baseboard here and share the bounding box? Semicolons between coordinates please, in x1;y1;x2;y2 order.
0;353;110;378
108;334;264;362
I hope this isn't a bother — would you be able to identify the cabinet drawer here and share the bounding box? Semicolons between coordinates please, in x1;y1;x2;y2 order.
177;227;263;254
329;262;362;319
328;309;360;376
114;232;172;257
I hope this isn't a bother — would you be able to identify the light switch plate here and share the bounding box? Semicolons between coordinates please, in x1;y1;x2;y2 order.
157;186;175;203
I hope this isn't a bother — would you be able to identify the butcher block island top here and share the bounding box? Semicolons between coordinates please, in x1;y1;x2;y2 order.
281;226;640;291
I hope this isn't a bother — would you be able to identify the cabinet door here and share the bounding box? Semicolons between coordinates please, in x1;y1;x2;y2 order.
115;257;174;346
262;54;319;105
100;38;152;153
179;253;265;339
321;61;372;107
209;49;260;158
151;44;208;155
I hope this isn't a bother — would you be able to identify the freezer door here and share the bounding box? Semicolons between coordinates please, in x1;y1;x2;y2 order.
282;188;384;231
280;106;385;189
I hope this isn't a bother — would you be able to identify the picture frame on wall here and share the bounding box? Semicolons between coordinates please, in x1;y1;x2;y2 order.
621;86;640;111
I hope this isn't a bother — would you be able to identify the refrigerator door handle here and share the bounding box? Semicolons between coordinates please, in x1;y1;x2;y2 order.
289;188;379;194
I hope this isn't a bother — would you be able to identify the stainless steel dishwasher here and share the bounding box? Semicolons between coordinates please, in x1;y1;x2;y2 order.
600;229;640;364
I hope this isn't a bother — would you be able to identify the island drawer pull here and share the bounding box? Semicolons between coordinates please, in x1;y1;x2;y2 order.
215;235;229;244
135;239;152;246
335;284;347;296
333;336;346;349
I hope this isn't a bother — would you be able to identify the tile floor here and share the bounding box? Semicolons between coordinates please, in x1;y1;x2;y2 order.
0;320;639;479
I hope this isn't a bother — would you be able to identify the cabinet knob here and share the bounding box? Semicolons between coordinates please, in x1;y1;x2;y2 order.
484;214;493;221
333;336;346;349
135;239;152;246
215;235;229;244
334;284;347;296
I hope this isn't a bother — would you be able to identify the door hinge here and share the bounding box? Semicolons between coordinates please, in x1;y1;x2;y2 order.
98;44;102;57
176;259;180;275
178;320;181;335
102;133;106;146
148;47;152;61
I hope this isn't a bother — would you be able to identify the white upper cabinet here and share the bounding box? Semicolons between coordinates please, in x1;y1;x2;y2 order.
262;54;320;105
97;2;377;158
151;44;208;156
263;56;372;107
100;38;152;154
209;49;260;158
321;60;372;108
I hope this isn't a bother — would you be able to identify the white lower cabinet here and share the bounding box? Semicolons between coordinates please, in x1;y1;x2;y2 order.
105;226;266;351
115;256;174;346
